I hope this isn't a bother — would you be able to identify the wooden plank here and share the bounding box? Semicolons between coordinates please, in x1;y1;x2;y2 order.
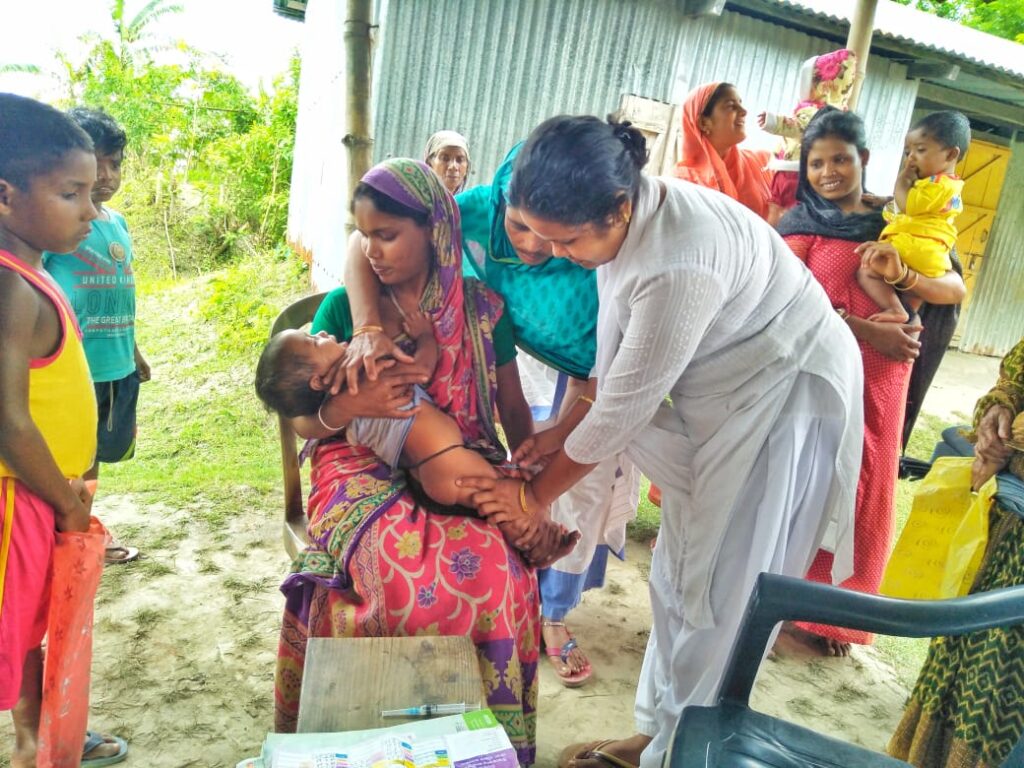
296;636;485;733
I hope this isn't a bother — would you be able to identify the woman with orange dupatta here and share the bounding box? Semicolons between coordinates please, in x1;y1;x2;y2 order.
674;82;773;221
647;82;774;510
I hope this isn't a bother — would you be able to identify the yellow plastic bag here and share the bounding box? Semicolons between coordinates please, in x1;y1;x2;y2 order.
880;456;994;601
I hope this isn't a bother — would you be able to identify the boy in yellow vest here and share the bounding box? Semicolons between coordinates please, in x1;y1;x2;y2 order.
0;94;127;767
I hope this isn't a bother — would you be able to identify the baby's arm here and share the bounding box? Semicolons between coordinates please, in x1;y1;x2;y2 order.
403;309;438;376
893;161;918;213
0;275;90;532
757;111;804;140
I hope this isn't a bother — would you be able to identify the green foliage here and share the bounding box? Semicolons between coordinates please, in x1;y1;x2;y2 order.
13;2;301;276
103;247;310;510
199;246;307;354
892;0;1024;42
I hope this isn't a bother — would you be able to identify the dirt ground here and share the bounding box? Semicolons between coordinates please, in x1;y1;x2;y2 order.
0;351;1002;767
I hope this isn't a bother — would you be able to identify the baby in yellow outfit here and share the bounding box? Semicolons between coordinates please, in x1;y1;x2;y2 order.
857;111;969;322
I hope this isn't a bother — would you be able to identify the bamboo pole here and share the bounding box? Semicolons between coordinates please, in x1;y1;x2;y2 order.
845;0;879;112
343;0;374;234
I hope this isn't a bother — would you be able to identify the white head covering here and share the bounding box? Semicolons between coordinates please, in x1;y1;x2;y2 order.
423;130;470;162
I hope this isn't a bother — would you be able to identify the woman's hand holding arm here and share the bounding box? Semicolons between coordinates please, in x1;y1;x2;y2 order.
971;404;1014;490
845;315;923;363
340;231;414;392
512;423;569;469
290;367;428;439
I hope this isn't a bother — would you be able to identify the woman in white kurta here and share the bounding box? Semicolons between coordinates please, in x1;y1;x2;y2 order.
460;115;865;768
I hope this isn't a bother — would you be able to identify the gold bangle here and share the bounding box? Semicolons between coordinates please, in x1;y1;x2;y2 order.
895;269;919;292
884;264;909;288
351;324;384;338
576;394;595;406
519;481;531;516
835;307;849;320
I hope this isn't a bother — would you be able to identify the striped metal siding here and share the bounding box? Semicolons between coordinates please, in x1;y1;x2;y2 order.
292;1;919;288
667;10;918;194
372;0;684;185
959;134;1024;357
371;3;916;192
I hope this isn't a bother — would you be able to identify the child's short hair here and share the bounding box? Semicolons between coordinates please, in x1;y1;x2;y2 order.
912;111;970;159
66;107;128;156
254;332;325;418
0;93;93;189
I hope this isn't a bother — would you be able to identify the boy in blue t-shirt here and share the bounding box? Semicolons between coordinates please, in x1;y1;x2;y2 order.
44;108;148;565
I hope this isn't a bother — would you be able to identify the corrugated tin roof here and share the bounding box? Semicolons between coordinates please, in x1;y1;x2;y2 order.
754;0;1024;80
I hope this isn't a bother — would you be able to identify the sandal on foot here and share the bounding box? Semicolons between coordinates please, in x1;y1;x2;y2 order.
82;731;128;766
542;621;592;687
104;544;139;566
559;740;638;768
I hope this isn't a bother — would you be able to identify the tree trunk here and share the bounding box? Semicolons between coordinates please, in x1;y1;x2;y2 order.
343;0;374;234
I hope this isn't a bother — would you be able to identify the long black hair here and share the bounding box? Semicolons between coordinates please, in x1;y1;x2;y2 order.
776;107;883;241
507;115;648;227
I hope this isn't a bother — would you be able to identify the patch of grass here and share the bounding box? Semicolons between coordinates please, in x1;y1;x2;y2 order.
145;525;191;550
224;575;278;605
627;477;661;544
102;250;309;514
787;696;816;718
831;681;868;704
237;631;263;650
132;607;165;641
135;559;176;578
97;565;132;605
199;558;223;575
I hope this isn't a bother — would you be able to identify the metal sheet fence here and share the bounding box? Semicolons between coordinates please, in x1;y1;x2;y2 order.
959;133;1024;357
291;0;919;288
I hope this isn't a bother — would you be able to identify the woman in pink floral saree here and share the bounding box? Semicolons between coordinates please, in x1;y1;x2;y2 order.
273;160;540;764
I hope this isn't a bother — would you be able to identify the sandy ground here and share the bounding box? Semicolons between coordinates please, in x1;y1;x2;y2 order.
0;350;1003;767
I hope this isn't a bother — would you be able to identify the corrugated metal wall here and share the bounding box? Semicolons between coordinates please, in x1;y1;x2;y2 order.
291;0;919;288
371;2;917;193
372;0;683;187
958;132;1024;357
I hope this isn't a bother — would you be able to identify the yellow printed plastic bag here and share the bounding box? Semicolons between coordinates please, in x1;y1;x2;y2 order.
880;457;994;601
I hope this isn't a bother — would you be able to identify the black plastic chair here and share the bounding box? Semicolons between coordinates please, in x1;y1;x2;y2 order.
665;572;1024;767
269;291;327;558
899;424;974;481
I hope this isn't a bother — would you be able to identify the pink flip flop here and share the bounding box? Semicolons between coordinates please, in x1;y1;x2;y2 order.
543;621;592;687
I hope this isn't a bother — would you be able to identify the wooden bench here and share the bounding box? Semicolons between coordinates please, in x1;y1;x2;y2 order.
296;636;486;733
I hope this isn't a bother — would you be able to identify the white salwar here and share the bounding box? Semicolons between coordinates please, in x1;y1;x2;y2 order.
562;177;864;768
518;354;639;583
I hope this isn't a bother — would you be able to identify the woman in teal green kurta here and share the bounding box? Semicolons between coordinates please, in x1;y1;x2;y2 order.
456;144;639;686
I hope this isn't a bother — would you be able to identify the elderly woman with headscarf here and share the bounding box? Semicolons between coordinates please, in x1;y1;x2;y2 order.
424;129;471;194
